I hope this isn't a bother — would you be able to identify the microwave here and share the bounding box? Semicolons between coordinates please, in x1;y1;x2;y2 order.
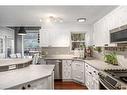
110;24;127;43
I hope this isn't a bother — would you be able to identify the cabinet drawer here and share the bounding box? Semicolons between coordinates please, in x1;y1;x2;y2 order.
91;67;99;80
85;63;91;72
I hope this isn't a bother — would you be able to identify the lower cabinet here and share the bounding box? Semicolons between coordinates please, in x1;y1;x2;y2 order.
85;70;92;89
92;77;99;89
62;60;85;83
62;60;72;80
9;72;54;90
85;63;99;89
72;61;85;83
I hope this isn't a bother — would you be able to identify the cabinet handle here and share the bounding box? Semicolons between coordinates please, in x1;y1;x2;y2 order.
94;71;96;73
22;86;26;90
27;84;31;88
89;72;92;74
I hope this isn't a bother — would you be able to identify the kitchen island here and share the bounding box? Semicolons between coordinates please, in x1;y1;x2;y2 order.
0;65;55;89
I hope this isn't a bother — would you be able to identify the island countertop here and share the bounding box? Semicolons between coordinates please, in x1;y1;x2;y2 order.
0;65;55;89
0;58;32;66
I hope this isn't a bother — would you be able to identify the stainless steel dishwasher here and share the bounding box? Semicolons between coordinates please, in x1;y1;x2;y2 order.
45;59;62;80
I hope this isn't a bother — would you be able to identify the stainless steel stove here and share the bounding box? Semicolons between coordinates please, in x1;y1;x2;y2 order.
99;69;127;89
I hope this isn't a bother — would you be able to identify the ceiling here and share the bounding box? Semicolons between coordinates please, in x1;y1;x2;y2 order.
0;6;117;26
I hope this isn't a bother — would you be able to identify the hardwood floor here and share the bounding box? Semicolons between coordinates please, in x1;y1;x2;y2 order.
54;80;88;90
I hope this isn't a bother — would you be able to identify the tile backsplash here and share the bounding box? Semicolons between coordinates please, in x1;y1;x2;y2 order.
93;46;127;61
41;47;73;55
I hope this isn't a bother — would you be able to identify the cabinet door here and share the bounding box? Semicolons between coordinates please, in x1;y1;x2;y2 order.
39;29;51;47
73;69;84;83
72;61;84;83
40;29;69;47
85;63;99;89
62;60;72;80
50;31;69;47
0;36;5;58
9;74;54;90
27;77;49;89
85;71;92;89
92;77;99;90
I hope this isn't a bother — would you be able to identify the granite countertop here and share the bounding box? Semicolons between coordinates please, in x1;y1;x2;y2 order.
84;59;126;70
42;55;126;70
0;65;55;89
0;58;32;66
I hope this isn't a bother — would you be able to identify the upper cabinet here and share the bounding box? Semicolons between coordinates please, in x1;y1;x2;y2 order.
39;29;70;47
93;18;111;46
70;32;85;51
0;27;14;58
39;29;50;47
93;6;127;46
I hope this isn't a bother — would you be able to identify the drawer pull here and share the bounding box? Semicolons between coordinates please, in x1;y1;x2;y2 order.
22;86;26;90
94;71;96;73
89;72;92;74
27;84;31;88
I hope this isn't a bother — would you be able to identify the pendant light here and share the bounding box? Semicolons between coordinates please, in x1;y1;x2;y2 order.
18;27;26;35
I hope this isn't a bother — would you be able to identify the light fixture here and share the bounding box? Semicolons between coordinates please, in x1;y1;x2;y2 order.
40;16;63;23
77;18;86;22
18;27;26;35
40;19;42;22
57;17;63;23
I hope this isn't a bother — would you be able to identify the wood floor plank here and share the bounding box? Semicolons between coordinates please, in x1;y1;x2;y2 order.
54;80;88;90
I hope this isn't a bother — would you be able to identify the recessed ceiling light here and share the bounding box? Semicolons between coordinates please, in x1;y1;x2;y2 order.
77;18;86;22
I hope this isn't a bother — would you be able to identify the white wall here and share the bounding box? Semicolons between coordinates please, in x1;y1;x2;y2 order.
93;6;127;46
41;22;93;47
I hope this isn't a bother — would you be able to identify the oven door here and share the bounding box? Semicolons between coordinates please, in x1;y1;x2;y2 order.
99;74;118;90
99;78;115;89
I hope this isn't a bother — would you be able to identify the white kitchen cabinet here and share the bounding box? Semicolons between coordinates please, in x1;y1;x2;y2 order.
9;72;54;90
85;63;99;89
93;7;127;47
85;70;92;89
39;29;51;47
28;77;49;89
39;29;69;47
62;60;72;80
92;77;99;90
72;60;85;83
0;27;14;58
